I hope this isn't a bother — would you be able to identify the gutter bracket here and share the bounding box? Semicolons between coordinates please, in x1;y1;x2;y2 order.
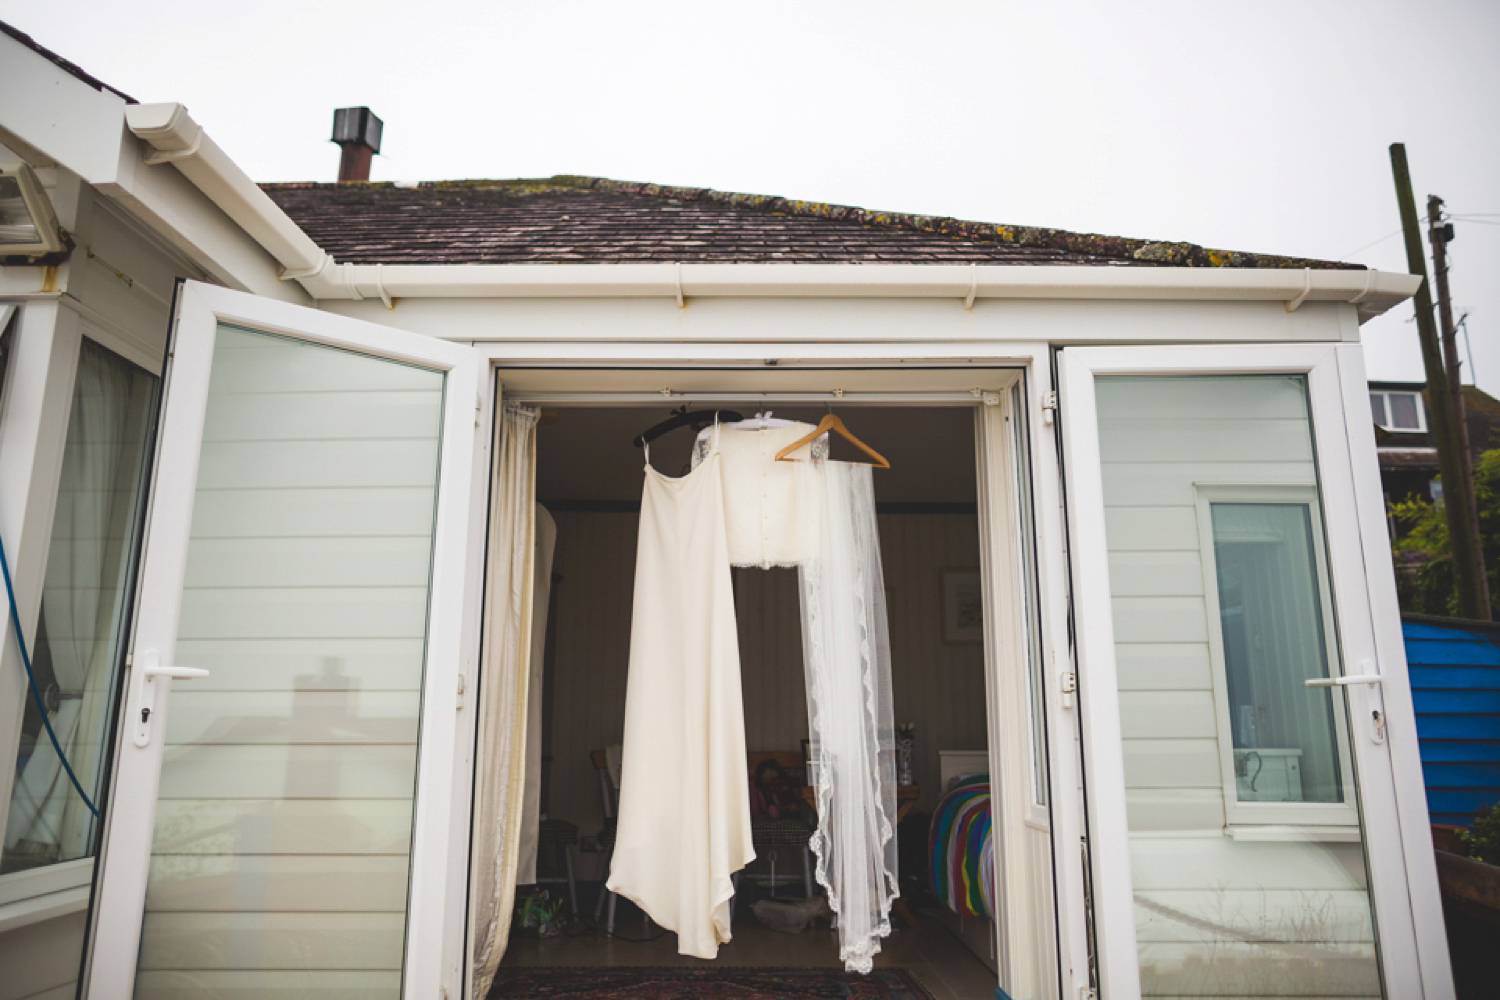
375;263;393;310
343;262;364;301
1285;267;1313;313
964;264;978;311
675;262;685;309
1348;268;1377;306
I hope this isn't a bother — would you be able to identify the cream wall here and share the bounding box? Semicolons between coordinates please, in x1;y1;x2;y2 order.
540;509;987;881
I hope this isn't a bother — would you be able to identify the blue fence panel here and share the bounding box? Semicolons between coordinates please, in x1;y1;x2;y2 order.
1404;617;1500;827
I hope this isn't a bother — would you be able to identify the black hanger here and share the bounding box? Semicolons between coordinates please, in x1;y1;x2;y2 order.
632;406;744;448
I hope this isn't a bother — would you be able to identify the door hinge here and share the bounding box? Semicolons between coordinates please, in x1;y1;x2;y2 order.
1060;670;1077;710
1041;390;1058;425
456;673;467;710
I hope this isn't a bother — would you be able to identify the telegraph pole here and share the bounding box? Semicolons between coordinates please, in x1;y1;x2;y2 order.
1428;194;1488;616
1389;144;1489;619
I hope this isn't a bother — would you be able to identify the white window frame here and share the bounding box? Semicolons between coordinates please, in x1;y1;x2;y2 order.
1193;482;1360;831
1371;388;1427;433
82;281;483;1000
1058;343;1451;1000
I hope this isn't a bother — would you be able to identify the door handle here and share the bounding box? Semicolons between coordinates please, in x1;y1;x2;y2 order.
143;665;210;681
1306;663;1385;745
1304;674;1381;688
131;649;209;748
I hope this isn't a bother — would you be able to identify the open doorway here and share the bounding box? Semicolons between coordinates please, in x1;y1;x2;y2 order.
485;401;1021;1000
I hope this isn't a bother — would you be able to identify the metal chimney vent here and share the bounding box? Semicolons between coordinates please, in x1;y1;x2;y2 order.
331;107;383;182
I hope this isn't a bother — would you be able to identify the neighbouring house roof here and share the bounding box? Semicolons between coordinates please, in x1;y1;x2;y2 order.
262;177;1362;269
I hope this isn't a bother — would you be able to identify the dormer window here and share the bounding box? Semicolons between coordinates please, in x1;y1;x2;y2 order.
1370;389;1426;432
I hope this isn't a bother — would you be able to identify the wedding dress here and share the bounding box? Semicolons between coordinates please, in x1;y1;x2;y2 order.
607;426;755;959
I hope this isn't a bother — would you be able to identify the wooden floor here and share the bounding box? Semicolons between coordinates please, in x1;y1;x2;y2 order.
502;904;999;1000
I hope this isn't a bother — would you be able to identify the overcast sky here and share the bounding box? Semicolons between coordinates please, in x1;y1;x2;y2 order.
6;1;1497;388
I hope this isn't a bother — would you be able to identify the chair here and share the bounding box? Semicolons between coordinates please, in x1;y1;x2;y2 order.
746;750;816;900
590;747;624;934
533;818;579;915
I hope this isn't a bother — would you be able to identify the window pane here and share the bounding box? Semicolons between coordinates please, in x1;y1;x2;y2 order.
0;338;156;1000
1368;392;1387;426
1095;375;1381;999
1388;393;1420;429
1212;502;1343;803
3;338;156;872
132;325;444;1000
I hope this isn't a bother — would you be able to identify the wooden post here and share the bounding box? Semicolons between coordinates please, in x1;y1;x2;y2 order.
1428;194;1488;617
1390;144;1490;619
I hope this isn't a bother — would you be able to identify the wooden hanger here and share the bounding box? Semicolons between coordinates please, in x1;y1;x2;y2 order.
774;414;891;469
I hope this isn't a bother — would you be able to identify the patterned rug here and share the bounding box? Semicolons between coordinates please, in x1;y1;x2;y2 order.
488;967;937;999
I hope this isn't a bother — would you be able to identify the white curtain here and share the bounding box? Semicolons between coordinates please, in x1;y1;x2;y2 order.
795;459;899;974
516;504;557;885
5;339;151;862
471;403;540;999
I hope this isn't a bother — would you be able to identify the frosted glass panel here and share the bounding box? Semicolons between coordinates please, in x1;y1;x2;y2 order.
134;325;444;1000
1096;376;1381;999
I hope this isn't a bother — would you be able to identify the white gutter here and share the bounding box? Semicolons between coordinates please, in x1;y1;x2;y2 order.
124;103;1419;320
314;261;1419;319
124;103;333;287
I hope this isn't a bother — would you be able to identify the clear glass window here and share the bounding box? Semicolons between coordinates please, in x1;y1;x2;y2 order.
1387;392;1420;430
1210;502;1343;804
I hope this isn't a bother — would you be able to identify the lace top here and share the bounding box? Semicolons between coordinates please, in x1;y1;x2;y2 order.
690;422;829;568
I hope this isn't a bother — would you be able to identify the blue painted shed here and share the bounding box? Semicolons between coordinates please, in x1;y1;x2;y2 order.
1403;615;1500;827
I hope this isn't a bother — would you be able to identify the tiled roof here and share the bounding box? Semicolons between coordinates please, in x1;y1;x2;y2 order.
263;176;1357;268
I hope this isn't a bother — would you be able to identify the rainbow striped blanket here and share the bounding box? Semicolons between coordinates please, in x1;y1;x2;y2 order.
928;774;994;919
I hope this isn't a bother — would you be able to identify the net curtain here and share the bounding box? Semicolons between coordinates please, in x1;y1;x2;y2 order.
4;340;152;862
470;402;552;998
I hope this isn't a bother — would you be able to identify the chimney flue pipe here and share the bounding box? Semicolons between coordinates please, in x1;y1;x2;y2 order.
331;107;382;183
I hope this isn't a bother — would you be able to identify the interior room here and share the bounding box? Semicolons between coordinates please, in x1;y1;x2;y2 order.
495;403;1003;999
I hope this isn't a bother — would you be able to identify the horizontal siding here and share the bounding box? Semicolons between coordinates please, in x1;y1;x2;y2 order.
138;912;404;971
151;800;412;855
1403;618;1500;826
134;969;400;1000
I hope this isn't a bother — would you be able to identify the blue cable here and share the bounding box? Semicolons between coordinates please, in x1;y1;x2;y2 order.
0;531;99;818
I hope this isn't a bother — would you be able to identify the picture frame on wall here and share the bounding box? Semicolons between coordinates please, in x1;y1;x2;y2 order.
941;568;984;644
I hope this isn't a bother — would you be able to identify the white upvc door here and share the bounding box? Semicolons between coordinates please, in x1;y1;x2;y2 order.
83;281;482;1000
1057;344;1450;1000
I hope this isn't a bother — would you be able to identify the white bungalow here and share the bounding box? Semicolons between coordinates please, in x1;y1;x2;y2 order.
0;21;1452;1000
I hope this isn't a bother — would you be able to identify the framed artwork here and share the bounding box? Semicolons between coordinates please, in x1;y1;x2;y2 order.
941;568;984;644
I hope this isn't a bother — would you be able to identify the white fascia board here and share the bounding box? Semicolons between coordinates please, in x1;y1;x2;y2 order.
307;261;1419;321
0;32;124;179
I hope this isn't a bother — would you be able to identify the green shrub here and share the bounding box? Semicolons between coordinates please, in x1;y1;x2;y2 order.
1458;803;1500;865
1391;449;1500;617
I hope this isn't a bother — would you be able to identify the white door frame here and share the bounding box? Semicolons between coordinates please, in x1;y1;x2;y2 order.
1056;342;1450;1000
83;281;483;999
461;343;1089;1000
